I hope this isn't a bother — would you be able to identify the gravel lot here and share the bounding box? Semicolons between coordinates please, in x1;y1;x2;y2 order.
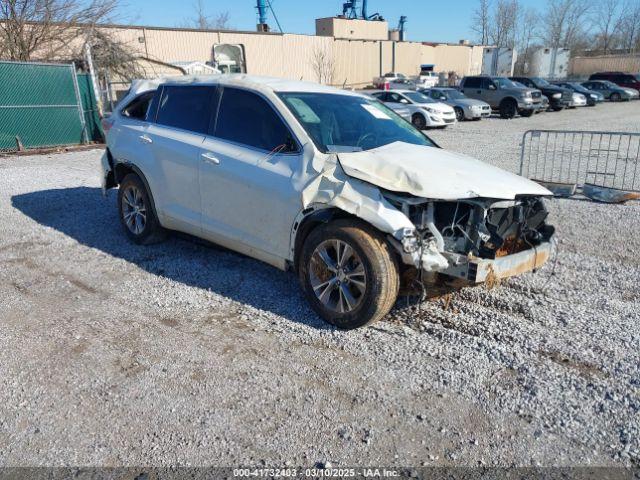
0;102;638;469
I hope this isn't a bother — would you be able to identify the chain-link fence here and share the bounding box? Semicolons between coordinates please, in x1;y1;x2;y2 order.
0;61;103;153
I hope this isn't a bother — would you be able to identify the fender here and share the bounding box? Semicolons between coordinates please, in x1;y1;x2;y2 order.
114;161;161;223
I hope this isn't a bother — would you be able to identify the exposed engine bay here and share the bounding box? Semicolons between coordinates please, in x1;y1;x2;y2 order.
382;191;556;282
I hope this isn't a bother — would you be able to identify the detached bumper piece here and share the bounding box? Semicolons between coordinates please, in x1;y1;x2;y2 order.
441;239;553;283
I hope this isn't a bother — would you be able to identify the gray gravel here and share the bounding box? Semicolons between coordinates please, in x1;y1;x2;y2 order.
0;102;638;468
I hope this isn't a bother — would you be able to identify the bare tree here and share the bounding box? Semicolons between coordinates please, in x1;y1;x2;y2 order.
0;0;117;61
514;7;540;73
617;0;640;52
182;0;231;30
310;46;334;85
470;0;491;44
489;0;519;48
542;0;592;50
592;0;623;54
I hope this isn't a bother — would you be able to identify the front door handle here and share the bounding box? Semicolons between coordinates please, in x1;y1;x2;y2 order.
201;152;220;165
139;134;153;144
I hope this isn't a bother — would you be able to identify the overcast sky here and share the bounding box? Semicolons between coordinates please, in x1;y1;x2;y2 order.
118;0;543;44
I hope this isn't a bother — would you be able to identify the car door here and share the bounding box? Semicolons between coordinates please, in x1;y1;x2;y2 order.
481;78;500;106
145;85;216;233
199;86;302;263
461;77;483;101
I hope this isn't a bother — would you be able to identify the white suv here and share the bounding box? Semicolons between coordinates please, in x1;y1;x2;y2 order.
102;75;554;329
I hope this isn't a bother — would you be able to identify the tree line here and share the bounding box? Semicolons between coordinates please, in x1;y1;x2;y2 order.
471;0;640;65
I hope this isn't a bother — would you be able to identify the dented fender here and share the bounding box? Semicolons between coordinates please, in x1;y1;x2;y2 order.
291;152;449;271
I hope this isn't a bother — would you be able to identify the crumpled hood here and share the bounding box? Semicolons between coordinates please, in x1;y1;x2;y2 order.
337;142;552;200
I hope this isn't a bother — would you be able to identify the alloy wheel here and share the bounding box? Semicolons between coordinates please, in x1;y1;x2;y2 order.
309;239;367;314
121;185;147;235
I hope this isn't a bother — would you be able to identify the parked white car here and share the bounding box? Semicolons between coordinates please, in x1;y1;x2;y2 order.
369;89;457;129
101;75;554;329
414;71;439;89
373;72;417;91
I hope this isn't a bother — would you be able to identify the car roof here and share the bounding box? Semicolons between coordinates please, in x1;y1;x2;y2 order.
130;74;363;98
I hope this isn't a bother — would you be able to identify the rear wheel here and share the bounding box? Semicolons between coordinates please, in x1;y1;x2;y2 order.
118;173;165;244
499;99;517;119
299;219;399;329
610;92;621;102
412;113;427;130
454;107;464;122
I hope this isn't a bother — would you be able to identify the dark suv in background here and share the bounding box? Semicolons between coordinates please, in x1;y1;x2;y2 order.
459;76;542;119
589;72;640;93
509;77;573;111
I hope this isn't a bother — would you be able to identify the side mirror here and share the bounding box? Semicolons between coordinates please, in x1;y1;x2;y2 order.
400;98;410;104
488;84;497;90
440;96;447;100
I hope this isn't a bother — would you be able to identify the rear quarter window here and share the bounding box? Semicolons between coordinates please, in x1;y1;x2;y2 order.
121;92;155;120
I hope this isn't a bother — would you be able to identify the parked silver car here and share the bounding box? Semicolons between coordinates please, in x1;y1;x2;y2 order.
101;75;554;329
423;87;491;121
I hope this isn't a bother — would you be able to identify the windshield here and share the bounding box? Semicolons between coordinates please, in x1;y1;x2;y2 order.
278;92;434;153
494;77;518;88
404;91;433;103
635;74;640;82
532;77;550;86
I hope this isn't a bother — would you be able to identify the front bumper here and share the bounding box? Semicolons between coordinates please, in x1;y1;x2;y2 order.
439;238;554;283
517;101;542;110
466;107;491;119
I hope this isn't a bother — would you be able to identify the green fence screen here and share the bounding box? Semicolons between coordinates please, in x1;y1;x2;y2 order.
0;61;103;153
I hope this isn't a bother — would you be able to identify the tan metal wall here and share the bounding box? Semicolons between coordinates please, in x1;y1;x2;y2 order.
570;54;640;77
87;25;483;86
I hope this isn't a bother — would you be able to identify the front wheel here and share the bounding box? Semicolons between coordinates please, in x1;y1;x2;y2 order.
519;109;534;117
299;219;400;329
610;93;621;102
499;99;517;119
454;107;464;122
412;113;427;130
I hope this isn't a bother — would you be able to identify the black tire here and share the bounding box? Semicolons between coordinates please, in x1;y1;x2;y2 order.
499;99;517;119
454;107;464;122
118;173;166;245
519;109;534;117
412;113;427;130
552;106;564;112
610;92;621;102
298;219;400;329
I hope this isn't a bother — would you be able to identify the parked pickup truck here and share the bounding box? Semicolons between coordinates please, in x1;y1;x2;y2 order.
460;75;543;119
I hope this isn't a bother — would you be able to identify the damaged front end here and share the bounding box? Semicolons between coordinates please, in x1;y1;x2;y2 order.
383;192;555;284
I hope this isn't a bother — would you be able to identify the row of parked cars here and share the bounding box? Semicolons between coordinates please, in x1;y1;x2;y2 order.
366;71;640;128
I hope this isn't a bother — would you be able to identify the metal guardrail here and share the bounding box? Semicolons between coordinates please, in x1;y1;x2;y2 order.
520;130;640;194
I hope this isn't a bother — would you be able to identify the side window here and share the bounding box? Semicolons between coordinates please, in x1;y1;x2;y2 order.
464;77;481;88
388;92;402;102
481;78;494;89
214;88;295;152
156;86;216;134
121;92;155;120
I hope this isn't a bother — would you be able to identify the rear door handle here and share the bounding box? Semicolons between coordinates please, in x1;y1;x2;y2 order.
201;152;220;165
139;134;152;144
